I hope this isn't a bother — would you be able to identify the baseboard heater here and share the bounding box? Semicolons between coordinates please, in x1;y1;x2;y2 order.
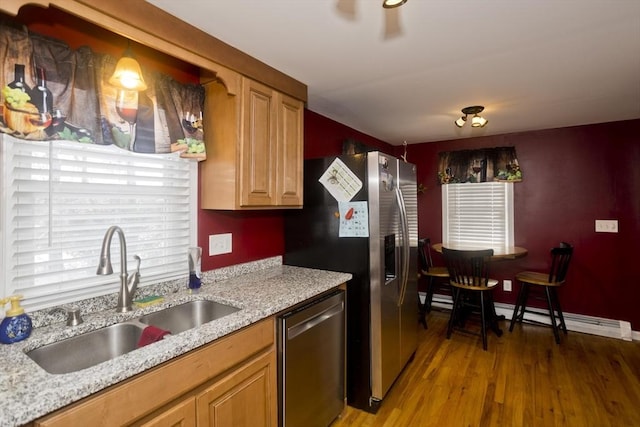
422;292;636;342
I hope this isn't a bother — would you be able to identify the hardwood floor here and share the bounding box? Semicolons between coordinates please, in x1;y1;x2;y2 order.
332;310;640;427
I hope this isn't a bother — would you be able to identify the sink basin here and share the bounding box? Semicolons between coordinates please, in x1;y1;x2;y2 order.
26;300;240;374
27;322;144;374
138;300;240;335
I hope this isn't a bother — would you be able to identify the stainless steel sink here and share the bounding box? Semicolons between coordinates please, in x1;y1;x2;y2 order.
27;322;144;374
26;300;241;374
138;300;240;335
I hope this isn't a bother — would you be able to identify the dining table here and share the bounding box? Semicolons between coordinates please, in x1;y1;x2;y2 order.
431;243;528;260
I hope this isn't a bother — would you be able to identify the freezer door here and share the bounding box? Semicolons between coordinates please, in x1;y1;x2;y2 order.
397;159;419;365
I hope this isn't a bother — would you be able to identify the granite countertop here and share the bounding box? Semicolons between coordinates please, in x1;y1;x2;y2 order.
0;257;351;427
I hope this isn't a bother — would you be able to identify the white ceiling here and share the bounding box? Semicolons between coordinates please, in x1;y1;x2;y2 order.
147;0;640;145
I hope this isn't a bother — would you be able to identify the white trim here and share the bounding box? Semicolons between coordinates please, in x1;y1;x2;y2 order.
421;291;637;342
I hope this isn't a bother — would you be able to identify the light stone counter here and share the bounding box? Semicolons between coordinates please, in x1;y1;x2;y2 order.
0;257;351;427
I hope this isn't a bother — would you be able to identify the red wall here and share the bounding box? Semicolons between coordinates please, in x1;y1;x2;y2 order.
304;109;395;158
409;119;640;329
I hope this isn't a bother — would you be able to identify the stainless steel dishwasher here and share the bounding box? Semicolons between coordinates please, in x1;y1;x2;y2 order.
278;289;346;427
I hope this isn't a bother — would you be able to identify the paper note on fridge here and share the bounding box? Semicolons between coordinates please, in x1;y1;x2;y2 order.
319;158;363;202
338;201;369;237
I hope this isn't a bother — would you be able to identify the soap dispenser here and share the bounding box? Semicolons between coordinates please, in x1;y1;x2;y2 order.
0;295;32;344
188;246;202;293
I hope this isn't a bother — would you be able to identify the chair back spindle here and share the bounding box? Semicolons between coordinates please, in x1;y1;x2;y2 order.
547;246;573;284
442;248;494;289
418;238;436;271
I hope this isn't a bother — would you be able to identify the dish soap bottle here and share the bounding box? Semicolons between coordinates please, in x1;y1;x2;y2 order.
188;246;202;293
0;295;32;344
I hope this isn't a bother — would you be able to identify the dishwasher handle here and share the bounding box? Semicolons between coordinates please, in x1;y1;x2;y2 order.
287;301;344;341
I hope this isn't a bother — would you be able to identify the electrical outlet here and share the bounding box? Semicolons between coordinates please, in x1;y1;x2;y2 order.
209;233;232;256
503;279;512;292
595;220;618;233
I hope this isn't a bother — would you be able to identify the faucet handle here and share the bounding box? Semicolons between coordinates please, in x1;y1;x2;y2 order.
127;255;142;296
133;255;141;274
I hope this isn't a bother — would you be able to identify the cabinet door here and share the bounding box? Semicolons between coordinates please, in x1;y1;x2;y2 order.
133;397;196;427
196;351;277;427
240;78;277;207
276;93;303;206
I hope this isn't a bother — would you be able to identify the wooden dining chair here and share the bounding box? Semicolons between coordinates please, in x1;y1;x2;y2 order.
417;238;450;329
442;247;498;351
509;243;574;344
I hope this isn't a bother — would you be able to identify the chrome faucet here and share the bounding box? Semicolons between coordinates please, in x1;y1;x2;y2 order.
96;226;141;313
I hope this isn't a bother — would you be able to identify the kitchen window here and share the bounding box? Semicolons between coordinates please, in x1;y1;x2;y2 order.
442;182;514;248
0;135;197;311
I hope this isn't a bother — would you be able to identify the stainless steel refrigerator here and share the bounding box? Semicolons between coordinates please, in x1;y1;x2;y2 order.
284;151;418;414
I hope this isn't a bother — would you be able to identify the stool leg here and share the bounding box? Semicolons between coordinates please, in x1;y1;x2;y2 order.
550;287;568;335
480;291;488;351
418;291;427;329
510;282;528;331
447;288;460;339
545;287;561;344
425;276;435;313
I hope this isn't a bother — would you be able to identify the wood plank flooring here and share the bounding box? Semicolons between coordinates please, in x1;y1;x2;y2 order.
331;310;640;427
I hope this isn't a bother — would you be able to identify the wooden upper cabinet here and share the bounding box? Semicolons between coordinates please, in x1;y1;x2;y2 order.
277;92;304;206
201;76;303;210
240;79;278;207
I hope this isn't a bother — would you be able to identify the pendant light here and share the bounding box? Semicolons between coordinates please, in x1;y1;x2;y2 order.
109;42;147;91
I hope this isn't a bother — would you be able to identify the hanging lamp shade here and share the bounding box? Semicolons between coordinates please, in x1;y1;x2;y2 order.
471;115;488;127
455;116;467;128
109;52;147;91
383;0;408;8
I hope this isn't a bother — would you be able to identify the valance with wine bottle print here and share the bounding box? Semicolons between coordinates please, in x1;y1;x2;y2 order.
437;146;523;184
0;20;205;159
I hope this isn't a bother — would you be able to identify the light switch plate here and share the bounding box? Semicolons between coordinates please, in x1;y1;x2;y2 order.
503;279;512;292
209;233;232;256
595;220;618;233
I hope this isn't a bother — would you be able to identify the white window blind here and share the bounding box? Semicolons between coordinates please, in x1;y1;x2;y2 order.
0;135;197;311
442;182;514;248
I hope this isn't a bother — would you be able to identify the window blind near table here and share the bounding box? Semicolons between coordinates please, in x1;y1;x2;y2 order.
442;182;514;248
0;135;197;311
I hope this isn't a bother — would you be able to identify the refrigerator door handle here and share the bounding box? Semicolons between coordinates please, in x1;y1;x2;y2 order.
395;186;410;306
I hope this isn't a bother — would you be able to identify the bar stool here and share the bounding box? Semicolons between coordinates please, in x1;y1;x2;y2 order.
417;238;450;329
442;247;498;351
509;243;574;344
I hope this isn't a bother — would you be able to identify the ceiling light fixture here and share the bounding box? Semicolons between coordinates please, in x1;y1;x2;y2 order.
109;42;148;91
455;105;488;128
382;0;408;9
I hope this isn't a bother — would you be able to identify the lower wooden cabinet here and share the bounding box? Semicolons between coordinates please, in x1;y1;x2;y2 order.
197;351;277;427
136;397;197;427
34;318;276;427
